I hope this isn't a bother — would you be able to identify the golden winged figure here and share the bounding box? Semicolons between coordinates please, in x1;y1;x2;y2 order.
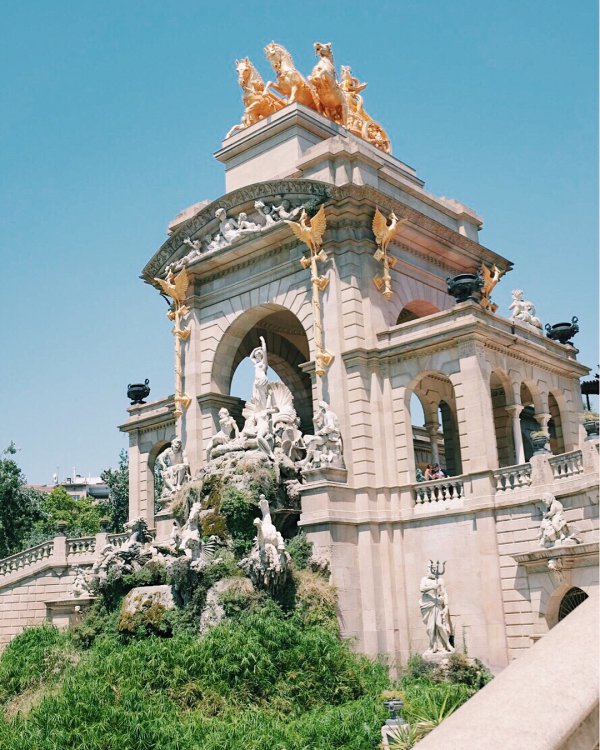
153;268;190;306
372;207;407;259
285;204;327;255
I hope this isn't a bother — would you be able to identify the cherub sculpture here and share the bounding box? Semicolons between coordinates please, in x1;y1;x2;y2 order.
539;492;582;547
509;289;542;330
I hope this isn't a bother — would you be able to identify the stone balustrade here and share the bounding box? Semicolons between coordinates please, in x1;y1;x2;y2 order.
67;537;96;555
548;449;583;479
413;476;465;504
107;533;129;548
494;463;532;492
0;540;55;577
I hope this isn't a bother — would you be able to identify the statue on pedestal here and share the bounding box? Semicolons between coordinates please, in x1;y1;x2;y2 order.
249;336;270;410
539;492;582;547
240;494;290;592
158;439;191;499
419;562;453;655
206;407;240;461
300;401;344;470
509;289;542;330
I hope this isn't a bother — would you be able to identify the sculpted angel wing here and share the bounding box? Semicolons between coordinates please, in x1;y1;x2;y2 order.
372;207;389;246
309;204;327;247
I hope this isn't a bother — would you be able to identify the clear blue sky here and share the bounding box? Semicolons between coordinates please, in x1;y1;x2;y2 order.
1;1;597;483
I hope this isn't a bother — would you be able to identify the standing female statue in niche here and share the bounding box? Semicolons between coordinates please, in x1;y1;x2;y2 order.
249;335;270;410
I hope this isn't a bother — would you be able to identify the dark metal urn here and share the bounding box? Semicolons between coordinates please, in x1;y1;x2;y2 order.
545;317;579;345
127;379;150;405
446;273;484;303
530;431;550;455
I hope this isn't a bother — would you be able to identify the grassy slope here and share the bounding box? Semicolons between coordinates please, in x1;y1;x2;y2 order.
0;608;392;750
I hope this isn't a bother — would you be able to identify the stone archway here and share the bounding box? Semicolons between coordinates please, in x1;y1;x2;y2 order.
211;305;313;433
396;300;440;325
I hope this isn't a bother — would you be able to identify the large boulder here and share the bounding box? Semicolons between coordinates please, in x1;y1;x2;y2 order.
118;585;177;635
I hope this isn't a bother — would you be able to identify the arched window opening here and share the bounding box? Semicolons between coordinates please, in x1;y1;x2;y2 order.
396;300;440;326
490;372;515;467
558;587;589;622
439;401;462;476
223;309;313;435
408;373;462;481
548;393;565;455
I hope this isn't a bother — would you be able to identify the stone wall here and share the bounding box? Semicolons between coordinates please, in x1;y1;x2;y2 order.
0;532;126;650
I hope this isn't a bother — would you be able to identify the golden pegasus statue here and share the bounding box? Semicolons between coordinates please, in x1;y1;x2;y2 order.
226;57;284;138
226;41;392;153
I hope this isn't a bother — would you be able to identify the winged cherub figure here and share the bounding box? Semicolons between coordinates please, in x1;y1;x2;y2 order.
285;204;328;260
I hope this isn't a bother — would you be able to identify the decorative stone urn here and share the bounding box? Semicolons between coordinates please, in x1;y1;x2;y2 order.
545;317;579;345
530;430;550;455
127;379;150;405
446;273;483;303
582;416;599;440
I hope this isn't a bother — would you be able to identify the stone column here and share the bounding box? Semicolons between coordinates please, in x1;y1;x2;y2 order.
425;422;441;466
506;404;525;465
534;412;552;433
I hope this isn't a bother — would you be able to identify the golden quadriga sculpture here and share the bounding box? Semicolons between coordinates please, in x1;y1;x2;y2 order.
228;41;391;153
285;205;334;377
154;268;192;418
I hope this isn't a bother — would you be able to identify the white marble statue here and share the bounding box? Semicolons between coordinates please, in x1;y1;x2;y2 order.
240;494;290;592
249;336;270;410
300;400;344;470
509;289;542;330
158;438;191;498
179;502;218;568
270;196;301;221
255;493;286;555
215;207;241;243
539;492;582;547
72;566;90;598
236;212;260;232
206;407;241;461
419;566;454;655
254;199;277;227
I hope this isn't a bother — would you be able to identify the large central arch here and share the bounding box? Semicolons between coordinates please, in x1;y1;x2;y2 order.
211;304;313;432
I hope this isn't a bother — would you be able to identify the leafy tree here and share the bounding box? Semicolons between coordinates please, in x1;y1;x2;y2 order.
0;443;43;558
25;487;108;546
101;449;129;532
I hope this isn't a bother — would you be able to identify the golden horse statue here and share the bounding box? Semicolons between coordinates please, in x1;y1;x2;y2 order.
340;66;391;153
226;57;284;138
263;41;320;111
308;42;347;126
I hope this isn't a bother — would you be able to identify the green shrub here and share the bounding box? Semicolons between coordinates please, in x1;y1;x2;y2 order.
287;532;313;570
0;626;76;705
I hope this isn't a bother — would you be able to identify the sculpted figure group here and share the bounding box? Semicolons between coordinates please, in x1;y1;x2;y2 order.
201;336;344;475
166;197;306;274
227;41;391;153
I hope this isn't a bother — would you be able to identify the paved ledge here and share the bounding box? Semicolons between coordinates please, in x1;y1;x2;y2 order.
415;597;598;750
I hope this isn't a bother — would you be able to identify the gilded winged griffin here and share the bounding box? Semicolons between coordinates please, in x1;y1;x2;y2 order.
154;268;190;321
372;208;407;299
285;204;328;261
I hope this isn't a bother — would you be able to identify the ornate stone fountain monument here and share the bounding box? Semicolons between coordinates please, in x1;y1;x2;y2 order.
0;41;596;667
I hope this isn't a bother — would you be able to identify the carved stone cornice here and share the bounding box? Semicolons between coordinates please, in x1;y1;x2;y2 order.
142;181;512;287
